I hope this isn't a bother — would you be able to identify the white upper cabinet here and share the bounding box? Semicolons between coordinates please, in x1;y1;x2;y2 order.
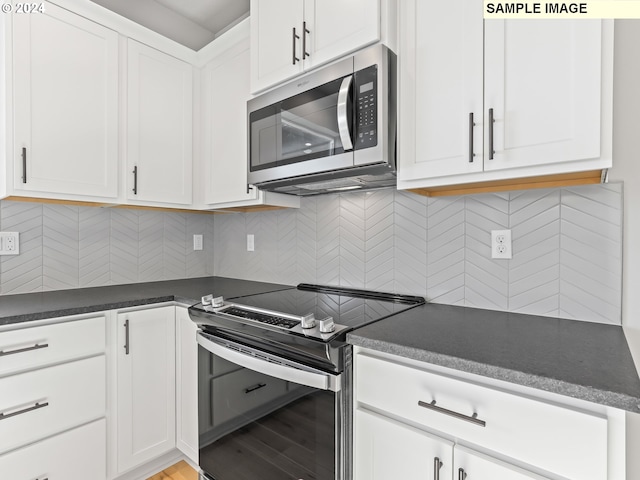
398;0;484;180
397;0;613;190
126;39;193;206
201;25;258;206
484;19;604;171
198;20;300;210
250;0;381;93
12;3;118;200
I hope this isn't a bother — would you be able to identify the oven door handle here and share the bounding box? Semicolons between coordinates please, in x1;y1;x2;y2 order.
197;333;341;392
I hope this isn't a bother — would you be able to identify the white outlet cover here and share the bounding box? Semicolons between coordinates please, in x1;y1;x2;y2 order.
0;232;20;255
247;234;255;252
193;234;203;251
491;229;512;259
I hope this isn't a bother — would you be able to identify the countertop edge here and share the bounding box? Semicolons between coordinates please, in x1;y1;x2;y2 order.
348;333;640;414
0;296;179;327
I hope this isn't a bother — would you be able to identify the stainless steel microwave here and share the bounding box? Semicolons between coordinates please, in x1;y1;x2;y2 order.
247;44;396;196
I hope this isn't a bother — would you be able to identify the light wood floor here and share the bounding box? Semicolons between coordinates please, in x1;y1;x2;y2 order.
146;460;198;480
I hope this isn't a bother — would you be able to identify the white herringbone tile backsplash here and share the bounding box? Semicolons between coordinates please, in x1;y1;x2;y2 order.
0;182;623;325
213;183;624;325
0;202;215;294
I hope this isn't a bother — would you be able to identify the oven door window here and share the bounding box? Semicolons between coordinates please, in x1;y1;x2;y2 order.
249;75;353;172
198;346;336;480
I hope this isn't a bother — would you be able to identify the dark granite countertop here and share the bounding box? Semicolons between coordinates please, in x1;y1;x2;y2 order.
347;302;640;413
0;276;292;327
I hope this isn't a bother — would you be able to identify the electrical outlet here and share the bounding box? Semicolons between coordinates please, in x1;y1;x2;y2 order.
247;234;255;252
491;229;512;259
193;234;203;251
0;232;20;255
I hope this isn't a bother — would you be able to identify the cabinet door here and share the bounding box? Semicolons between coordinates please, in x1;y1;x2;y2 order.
455;445;551;480
12;3;118;199
116;306;176;474
250;0;304;92
176;307;198;464
484;19;604;171
354;408;454;480
304;0;380;70
397;0;483;182
127;40;193;205
202;30;258;205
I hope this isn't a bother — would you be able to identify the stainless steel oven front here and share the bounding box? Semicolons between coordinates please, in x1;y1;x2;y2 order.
196;331;352;480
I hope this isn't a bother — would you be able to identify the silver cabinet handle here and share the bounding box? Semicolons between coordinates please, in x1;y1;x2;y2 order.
0;401;49;421
22;147;27;183
434;457;443;480
418;400;486;427
488;108;495;160
468;112;475;163
458;468;467;480
302;21;310;59
0;343;48;357
337;75;354;152
124;319;130;355
292;27;300;65
132;166;138;195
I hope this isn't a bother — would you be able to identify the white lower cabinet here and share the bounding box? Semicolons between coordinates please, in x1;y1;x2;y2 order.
355;408;454;480
355;409;549;480
176;306;198;464
115;306;176;474
354;349;613;480
0;314;107;479
0;419;107;480
0;355;106;454
455;445;550;480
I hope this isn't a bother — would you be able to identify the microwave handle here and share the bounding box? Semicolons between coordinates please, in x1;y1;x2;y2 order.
197;333;341;392
337;75;354;152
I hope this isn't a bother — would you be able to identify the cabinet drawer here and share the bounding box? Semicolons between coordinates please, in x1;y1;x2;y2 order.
356;353;607;480
0;419;106;480
0;355;105;454
0;316;106;377
212;367;288;427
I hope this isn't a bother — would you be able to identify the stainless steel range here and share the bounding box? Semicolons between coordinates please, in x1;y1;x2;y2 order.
188;284;424;480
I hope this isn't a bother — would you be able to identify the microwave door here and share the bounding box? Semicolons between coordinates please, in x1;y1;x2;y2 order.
280;112;336;160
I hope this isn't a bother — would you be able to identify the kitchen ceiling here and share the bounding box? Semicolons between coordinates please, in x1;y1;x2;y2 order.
89;0;250;50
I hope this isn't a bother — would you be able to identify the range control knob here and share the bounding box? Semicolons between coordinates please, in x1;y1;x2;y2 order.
211;296;224;308
318;317;336;333
301;313;317;329
201;294;213;306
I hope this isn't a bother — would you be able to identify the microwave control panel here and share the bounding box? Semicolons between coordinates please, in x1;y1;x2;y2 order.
354;65;378;150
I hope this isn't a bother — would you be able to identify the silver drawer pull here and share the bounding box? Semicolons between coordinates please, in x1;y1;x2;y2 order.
0;401;49;421
0;343;49;357
244;383;267;394
418;400;486;427
459;467;467;480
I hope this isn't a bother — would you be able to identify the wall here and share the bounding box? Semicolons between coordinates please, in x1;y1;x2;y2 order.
214;184;623;325
0;200;215;294
607;19;640;478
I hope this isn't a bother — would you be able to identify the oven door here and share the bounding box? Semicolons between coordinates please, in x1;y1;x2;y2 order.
196;332;350;480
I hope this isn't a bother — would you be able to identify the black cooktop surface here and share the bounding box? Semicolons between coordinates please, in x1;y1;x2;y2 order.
225;284;425;331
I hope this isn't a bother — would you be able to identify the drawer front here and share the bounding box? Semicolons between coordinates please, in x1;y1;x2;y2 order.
0;419;106;480
212;367;288;427
0;355;106;454
356;353;607;480
0;316;106;377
